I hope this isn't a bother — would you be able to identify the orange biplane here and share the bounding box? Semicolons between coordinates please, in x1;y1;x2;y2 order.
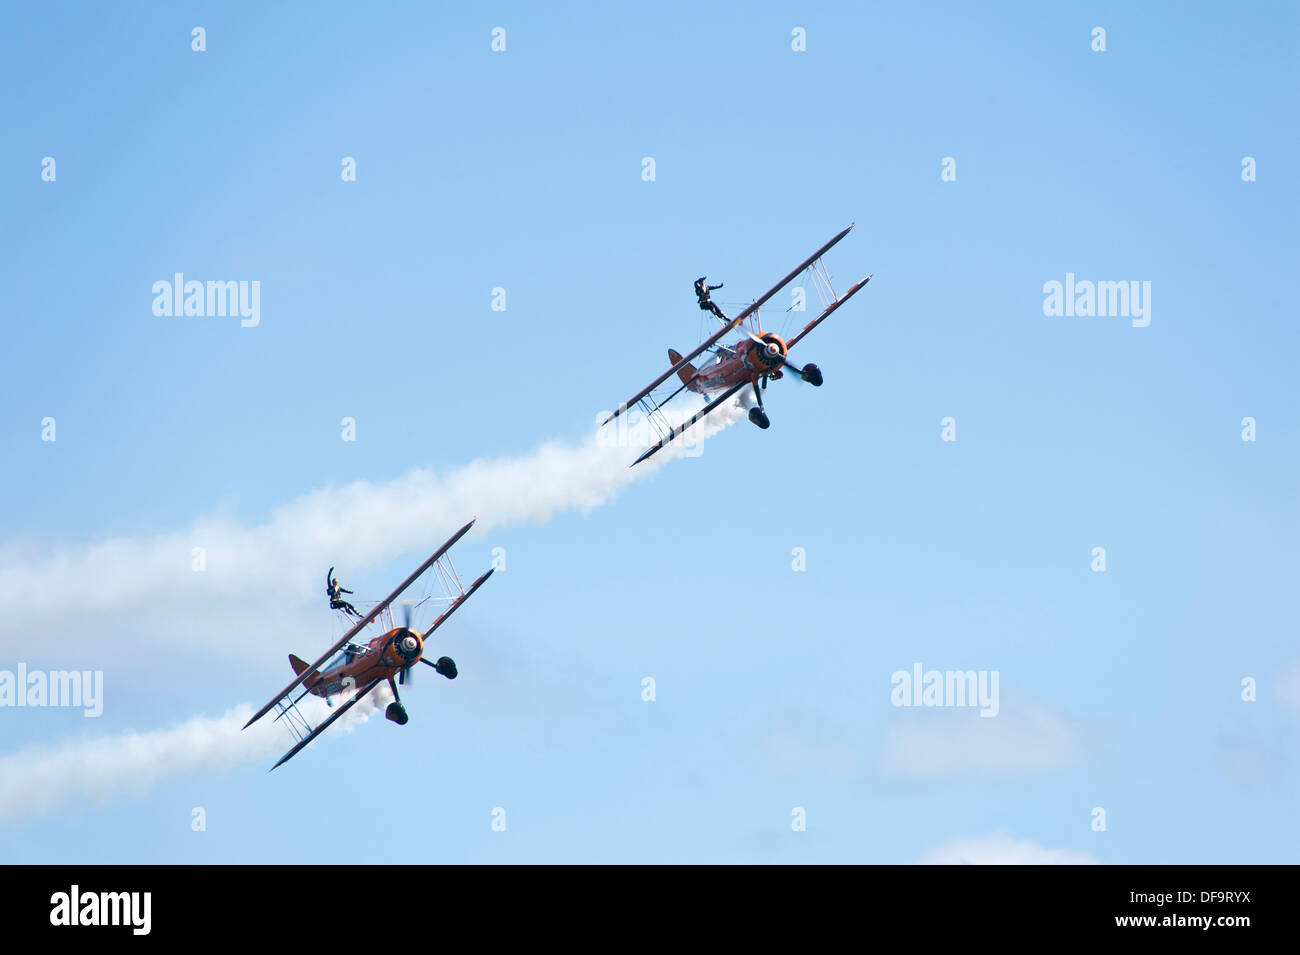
243;519;493;769
603;224;872;464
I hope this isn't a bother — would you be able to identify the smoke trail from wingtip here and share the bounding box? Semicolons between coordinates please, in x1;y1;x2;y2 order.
0;399;746;647
0;686;394;824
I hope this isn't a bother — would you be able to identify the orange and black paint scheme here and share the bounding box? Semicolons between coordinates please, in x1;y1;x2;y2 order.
287;623;456;719
603;224;872;465
243;519;493;769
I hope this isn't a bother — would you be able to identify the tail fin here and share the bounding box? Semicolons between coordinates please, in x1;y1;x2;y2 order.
668;349;697;386
289;654;322;688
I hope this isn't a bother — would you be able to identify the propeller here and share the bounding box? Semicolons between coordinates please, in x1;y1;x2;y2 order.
729;324;787;375
776;356;821;385
397;601;459;687
714;309;775;352
743;327;778;354
397;601;417;686
725;314;813;383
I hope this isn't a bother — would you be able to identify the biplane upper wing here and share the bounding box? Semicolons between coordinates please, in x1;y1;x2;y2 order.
632;379;750;466
270;677;383;770
242;518;479;731
602;224;857;425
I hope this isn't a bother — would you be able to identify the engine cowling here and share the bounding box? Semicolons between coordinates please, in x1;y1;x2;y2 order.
745;333;787;372
383;628;424;669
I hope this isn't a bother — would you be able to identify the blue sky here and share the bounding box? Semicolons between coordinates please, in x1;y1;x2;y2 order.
1;2;1297;863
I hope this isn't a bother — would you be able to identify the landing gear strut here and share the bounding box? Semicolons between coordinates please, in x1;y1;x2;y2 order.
748;382;770;429
386;678;409;725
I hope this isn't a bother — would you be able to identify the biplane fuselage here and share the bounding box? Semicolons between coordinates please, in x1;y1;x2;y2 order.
293;627;424;699
675;332;790;394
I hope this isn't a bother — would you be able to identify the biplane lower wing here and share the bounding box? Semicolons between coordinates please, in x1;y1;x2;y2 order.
602;224;856;426
243;518;478;731
270;678;383;770
632;379;749;466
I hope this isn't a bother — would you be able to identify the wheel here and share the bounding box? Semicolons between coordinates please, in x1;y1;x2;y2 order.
435;656;458;680
801;363;823;387
748;407;770;429
385;701;409;725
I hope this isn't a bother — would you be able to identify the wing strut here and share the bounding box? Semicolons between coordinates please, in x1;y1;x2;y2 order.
426;568;495;636
786;274;872;351
632;379;750;466
270;678;383;770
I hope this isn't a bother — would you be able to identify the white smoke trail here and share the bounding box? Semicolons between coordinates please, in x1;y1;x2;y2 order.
0;685;394;824
0;401;745;823
0;399;746;648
